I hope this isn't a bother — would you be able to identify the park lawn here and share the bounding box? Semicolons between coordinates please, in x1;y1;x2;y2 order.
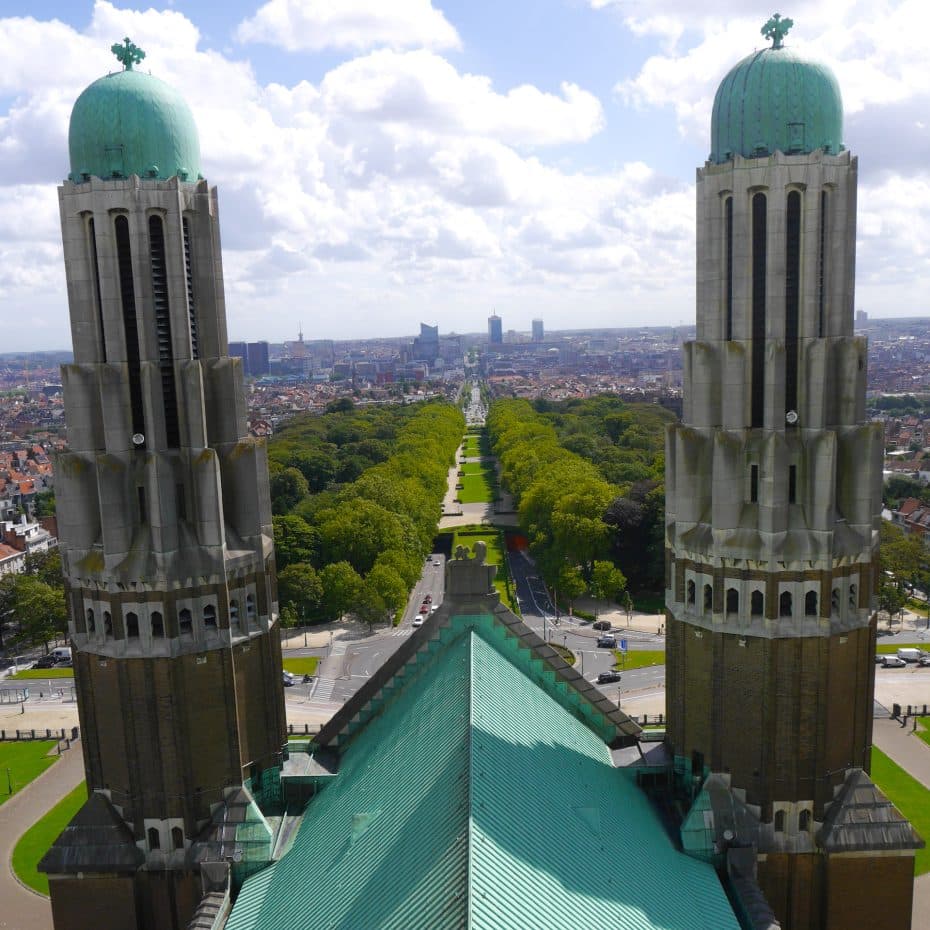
916;718;930;749
12;782;87;895
611;649;665;671
876;643;928;654
283;656;320;676
0;741;60;806
458;470;496;504
870;747;930;875
449;526;517;613
10;668;74;680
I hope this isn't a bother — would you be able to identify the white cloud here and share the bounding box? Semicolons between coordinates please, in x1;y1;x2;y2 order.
236;0;460;52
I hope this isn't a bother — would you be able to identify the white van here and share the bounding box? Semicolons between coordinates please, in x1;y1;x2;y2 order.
51;646;72;663
897;648;925;663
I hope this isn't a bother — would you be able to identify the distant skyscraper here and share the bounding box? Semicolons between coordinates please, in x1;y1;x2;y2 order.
42;40;286;929
488;313;502;344
229;340;248;369
531;319;544;342
412;322;439;362
247;340;270;377
665;18;920;930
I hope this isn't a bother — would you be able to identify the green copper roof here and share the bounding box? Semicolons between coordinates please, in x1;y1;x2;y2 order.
710;40;843;164
68;60;201;182
227;616;739;930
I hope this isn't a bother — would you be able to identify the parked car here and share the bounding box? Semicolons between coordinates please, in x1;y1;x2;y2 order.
897;648;926;663
592;620;611;631
881;656;907;668
918;656;930;668
282;670;296;686
597;670;622;684
33;655;58;669
412;616;424;627
597;635;617;648
424;594;432;604
874;654;885;664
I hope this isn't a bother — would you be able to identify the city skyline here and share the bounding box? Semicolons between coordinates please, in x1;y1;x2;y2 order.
1;1;927;351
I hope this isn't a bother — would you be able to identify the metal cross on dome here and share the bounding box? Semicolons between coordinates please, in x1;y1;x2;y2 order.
111;37;145;70
761;13;793;49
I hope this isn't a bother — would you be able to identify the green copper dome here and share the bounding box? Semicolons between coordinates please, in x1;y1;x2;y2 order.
68;62;201;183
710;41;843;164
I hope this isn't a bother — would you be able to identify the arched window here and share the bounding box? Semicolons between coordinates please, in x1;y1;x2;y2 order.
805;591;818;617
179;608;193;635
799;809;811;832
126;612;139;638
172;826;184;850
204;604;217;629
86;608;96;633
831;588;840;615
151;611;164;638
849;584;857;611
114;214;145;443
149;215;179;448
774;810;785;832
751;191;767;428
246;594;256;620
726;588;739;616
147;827;160;851
104;611;113;638
779;592;793;618
686;580;695;605
703;584;713;612
230;599;240;625
751;590;764;617
785;190;801;419
724;196;733;341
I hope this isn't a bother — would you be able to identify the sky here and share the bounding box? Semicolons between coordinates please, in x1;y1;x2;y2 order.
1;1;929;351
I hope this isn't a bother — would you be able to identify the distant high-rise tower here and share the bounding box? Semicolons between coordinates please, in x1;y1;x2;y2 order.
488;313;502;344
42;41;286;930
665;17;920;930
531;319;544;342
247;340;270;377
229;340;248;370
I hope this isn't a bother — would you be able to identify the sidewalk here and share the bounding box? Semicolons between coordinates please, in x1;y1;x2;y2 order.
0;742;84;930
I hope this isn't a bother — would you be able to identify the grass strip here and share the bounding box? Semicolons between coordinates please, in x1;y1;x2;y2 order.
611;649;665;671
283;656;320;676
9;669;75;680
870;747;930;875
0;741;59;807
12;782;87;895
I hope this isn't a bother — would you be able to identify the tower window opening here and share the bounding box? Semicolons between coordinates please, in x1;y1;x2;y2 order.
751;192;767;428
86;608;96;633
147;827;160;851
686;580;695;606
750;464;759;503
246;594;256;620
774;810;786;832
182;217;200;359
149;215;180;448
137;486;147;523
230;600;240;625
785;191;801;420
104;611;113;638
126;612;139;638
87;217;107;363
849;584;857;611
726;587;739;616
831;588;840;615
703;584;713;612
805;591;818;617
151;611;164;638
179;608;193;635
204;604;217;629
172;826;184;850
114;215;145;443
751;590;764;617
724;196;733;341
788;465;797;504
818;190;828;337
779;591;793;618
799;809;811;831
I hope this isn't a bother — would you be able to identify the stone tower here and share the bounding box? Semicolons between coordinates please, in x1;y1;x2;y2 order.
41;41;286;930
664;17;920;930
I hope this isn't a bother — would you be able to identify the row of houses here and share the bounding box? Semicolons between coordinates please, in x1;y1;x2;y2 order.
0;514;57;576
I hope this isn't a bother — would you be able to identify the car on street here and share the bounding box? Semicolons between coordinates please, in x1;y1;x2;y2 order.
424;594;432;603
282;670;296;686
433;560;441;567
918;655;930;668
592;620;611;631
33;655;59;669
597;635;617;648
412;616;424;627
597;670;622;684
881;655;907;668
419;604;429;614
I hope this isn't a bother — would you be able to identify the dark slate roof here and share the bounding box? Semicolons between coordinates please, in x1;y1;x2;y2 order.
39;790;144;874
819;768;925;853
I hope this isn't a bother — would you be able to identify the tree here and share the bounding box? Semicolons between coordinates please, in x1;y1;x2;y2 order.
556;564;586;613
10;575;67;651
319;561;363;622
277;563;323;622
34;489;56;517
273;515;319;570
270;466;309;513
356;564;407;632
591;560;627;612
